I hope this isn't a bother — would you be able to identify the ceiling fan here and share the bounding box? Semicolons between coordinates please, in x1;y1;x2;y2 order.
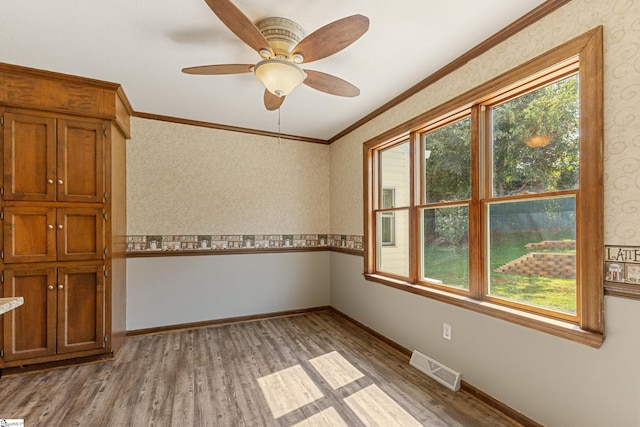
182;0;369;110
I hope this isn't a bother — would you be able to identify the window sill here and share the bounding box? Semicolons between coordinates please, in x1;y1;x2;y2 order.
363;273;604;348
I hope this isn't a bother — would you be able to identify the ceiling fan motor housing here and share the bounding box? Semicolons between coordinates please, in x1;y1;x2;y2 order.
256;17;306;59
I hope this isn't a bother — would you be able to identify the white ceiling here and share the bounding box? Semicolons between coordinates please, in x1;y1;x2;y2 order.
1;0;549;140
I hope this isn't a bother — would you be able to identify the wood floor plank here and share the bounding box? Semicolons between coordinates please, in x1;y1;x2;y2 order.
0;310;523;426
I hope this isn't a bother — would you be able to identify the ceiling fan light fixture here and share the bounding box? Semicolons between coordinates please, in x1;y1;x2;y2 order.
254;58;307;97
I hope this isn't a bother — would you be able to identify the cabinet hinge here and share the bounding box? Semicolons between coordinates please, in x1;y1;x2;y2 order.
0;210;3;220
0;186;3;196
0;250;3;261
104;334;108;344
103;268;109;277
0;349;3;358
103;211;108;221
104;192;108;201
103;127;107;137
103;248;108;259
0;116;4;125
1;272;3;283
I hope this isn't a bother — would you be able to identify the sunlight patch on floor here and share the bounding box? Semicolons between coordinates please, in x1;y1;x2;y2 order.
257;365;323;418
291;407;349;427
344;384;422;427
309;350;364;390
258;351;420;425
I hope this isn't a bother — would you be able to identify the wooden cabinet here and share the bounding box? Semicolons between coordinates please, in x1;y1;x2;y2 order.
3;207;57;263
3;112;105;203
2;263;105;362
2;113;56;201
3;206;105;263
0;63;130;369
2;267;56;361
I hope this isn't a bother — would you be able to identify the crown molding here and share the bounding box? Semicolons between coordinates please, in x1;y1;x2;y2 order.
133;111;328;145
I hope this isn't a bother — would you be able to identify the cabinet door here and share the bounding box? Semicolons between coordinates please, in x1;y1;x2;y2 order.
56;264;105;354
57;119;105;203
57;207;105;261
2;266;57;361
3;206;57;263
2;112;57;201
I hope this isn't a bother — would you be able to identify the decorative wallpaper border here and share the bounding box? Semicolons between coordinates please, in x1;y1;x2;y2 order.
604;245;640;300
126;234;363;253
126;236;635;300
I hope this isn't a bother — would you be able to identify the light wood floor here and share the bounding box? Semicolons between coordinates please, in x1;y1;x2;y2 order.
0;310;522;426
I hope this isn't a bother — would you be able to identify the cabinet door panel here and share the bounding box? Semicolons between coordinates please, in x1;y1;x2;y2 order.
3;267;57;361
3;207;57;263
56;264;105;354
3;112;56;201
57;208;105;261
57;119;105;202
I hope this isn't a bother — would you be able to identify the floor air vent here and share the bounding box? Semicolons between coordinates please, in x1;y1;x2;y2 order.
410;350;461;391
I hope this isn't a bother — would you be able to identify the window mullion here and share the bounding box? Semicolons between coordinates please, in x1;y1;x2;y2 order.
409;132;419;283
469;105;484;299
363;144;376;274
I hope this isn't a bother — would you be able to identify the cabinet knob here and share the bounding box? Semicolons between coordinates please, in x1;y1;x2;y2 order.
57;224;64;230
58;284;64;290
48;224;54;230
48;285;54;290
57;179;64;185
47;179;54;184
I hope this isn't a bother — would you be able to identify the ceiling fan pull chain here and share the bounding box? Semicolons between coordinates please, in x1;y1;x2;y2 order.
278;106;282;144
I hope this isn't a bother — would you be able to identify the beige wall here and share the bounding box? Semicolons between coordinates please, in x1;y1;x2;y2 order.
125;118;332;331
127;117;329;235
329;124;364;235
329;0;640;426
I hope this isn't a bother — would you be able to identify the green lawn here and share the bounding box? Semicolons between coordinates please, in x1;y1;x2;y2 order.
423;230;576;314
423;244;469;289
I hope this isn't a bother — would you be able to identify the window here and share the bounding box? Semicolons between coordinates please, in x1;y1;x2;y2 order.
364;28;604;347
422;116;471;290
377;143;410;276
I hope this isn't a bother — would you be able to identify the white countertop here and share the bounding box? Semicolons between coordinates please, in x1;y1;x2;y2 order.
0;297;24;315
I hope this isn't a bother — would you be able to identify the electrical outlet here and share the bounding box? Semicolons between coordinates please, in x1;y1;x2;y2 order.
443;323;452;340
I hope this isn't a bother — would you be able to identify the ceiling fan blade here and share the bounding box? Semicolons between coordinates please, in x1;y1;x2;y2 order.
182;64;254;75
204;0;273;56
264;90;285;110
292;14;369;64
303;70;360;97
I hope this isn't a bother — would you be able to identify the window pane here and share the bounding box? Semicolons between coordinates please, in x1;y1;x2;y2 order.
382;188;395;209
423;117;471;204
377;209;409;277
381;212;395;246
491;75;579;197
421;206;469;290
380;142;410;208
487;196;576;314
